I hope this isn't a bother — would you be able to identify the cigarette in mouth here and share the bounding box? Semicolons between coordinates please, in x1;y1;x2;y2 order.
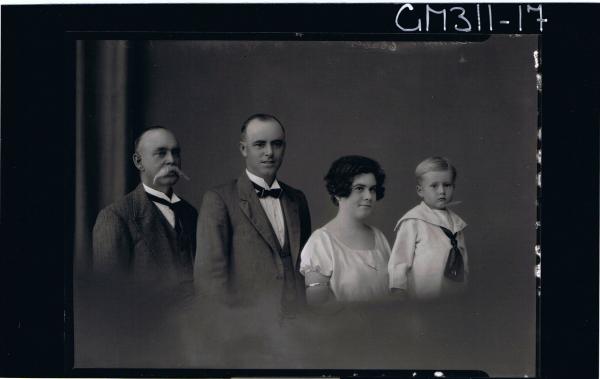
178;170;190;181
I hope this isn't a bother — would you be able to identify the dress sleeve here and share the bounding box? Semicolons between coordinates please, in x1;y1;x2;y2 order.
373;227;392;259
388;219;418;290
299;230;334;277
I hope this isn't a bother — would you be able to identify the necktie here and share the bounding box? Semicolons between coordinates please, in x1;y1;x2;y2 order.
439;226;465;282
146;193;183;235
252;182;282;199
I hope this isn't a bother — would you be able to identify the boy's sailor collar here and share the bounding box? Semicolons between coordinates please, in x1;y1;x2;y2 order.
394;201;467;233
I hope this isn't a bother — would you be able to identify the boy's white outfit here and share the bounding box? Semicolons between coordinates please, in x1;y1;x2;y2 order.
389;201;468;299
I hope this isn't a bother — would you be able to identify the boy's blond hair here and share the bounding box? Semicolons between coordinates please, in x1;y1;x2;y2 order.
415;156;457;184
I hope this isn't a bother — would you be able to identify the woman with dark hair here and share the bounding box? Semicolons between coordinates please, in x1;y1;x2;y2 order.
299;155;391;305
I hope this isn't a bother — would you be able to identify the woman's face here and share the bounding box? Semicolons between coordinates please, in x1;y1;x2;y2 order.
337;173;377;220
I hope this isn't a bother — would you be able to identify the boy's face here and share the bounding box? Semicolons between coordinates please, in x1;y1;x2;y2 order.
417;170;455;210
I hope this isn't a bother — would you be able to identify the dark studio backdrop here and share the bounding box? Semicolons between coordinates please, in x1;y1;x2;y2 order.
1;4;598;379
73;36;537;375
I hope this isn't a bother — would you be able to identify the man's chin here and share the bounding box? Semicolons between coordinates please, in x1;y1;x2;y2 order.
253;167;277;180
157;176;179;186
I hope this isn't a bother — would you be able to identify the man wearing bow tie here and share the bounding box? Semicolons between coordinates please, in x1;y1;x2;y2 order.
92;126;198;295
196;114;311;318
89;126;198;365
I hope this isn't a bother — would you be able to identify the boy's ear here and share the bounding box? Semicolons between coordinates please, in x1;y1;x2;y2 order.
416;184;423;198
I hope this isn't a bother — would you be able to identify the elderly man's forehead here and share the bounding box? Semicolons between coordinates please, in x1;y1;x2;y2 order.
139;128;179;147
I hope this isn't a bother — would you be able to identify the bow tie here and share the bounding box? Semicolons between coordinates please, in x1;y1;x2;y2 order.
146;193;180;209
252;182;282;199
146;193;185;237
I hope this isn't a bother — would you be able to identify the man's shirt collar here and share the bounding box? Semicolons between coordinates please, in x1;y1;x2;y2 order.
246;169;281;190
143;183;181;203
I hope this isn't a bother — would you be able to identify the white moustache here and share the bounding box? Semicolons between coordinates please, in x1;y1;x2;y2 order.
152;166;190;184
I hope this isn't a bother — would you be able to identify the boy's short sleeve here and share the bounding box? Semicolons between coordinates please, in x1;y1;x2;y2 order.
299;229;334;277
388;219;419;290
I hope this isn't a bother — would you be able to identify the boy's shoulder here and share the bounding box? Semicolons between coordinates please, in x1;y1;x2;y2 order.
446;208;467;234
394;202;467;232
394;203;428;231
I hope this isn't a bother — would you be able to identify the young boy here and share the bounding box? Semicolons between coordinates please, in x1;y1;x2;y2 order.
389;157;468;300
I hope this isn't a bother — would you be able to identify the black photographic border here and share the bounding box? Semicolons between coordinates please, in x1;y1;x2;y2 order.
1;4;598;378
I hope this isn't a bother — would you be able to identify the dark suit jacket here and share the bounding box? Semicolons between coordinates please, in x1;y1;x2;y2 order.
196;174;311;309
89;184;198;364
92;183;198;293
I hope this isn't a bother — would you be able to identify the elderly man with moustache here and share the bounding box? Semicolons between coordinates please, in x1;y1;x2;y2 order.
92;126;197;295
196;114;311;320
88;126;198;366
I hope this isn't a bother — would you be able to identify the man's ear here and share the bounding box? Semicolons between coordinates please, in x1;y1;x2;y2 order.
239;141;248;157
133;152;143;171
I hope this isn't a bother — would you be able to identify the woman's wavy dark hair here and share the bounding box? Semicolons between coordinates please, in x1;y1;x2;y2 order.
324;155;386;206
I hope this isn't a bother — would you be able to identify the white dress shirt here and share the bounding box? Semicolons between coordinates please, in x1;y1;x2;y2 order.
143;183;181;229
246;169;286;247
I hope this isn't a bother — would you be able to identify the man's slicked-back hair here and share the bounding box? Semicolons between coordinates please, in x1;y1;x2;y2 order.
240;113;285;141
134;125;170;153
415;156;457;184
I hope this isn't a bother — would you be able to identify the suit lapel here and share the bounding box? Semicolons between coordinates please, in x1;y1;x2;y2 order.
132;184;174;262
237;174;281;253
280;186;300;269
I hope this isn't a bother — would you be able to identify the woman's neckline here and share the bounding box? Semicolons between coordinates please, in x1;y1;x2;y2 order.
322;226;376;252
